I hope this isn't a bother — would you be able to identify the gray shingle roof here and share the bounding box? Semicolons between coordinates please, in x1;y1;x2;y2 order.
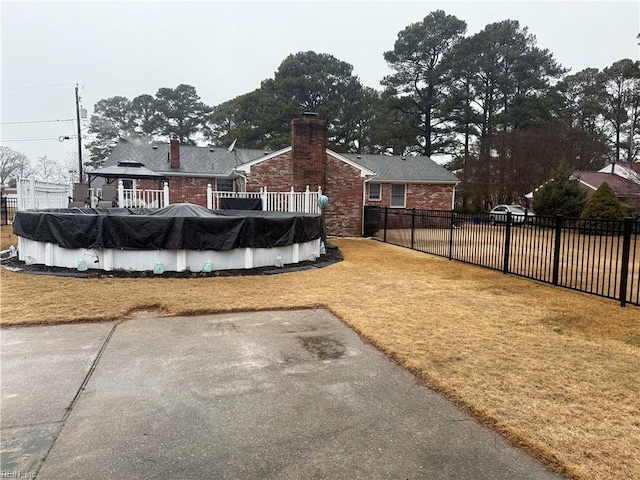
105;141;459;183
105;141;267;177
341;153;459;183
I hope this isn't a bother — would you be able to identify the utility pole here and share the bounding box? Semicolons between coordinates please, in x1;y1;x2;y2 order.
75;84;83;182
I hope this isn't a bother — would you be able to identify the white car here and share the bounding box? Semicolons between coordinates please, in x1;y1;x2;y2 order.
489;204;532;224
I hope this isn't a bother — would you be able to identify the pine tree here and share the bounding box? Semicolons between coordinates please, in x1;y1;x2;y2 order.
580;182;626;219
532;167;586;217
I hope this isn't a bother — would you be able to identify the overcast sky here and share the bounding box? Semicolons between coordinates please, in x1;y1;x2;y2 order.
1;0;638;168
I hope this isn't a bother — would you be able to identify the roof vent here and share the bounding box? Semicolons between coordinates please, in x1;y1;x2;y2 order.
152;145;158;150
401;156;407;161
303;112;318;117
209;148;215;152
356;155;362;159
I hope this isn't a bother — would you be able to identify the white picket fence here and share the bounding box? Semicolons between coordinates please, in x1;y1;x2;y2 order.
207;185;322;213
17;178;72;210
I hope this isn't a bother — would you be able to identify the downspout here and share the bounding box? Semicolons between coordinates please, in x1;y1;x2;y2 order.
452;183;458;210
233;170;248;193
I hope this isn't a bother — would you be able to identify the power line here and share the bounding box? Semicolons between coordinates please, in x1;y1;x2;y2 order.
1;136;67;142
1;119;75;125
0;83;76;91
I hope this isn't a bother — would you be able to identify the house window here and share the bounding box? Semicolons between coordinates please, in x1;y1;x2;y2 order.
216;178;234;192
368;183;381;201
390;184;406;208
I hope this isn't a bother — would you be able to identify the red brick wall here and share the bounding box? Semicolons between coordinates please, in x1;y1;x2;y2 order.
245;151;364;237
323;155;364;237
137;177;214;206
365;183;455;211
245;153;293;192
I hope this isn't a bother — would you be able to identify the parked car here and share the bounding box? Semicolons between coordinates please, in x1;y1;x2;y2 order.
489;204;533;224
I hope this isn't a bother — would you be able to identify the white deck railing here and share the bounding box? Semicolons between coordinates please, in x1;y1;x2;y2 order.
17;178;72;210
118;181;169;208
207;185;322;213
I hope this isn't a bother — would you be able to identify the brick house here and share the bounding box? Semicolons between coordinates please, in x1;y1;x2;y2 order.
102;113;459;236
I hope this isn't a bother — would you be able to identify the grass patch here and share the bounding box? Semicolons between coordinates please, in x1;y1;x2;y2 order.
0;225;18;251
1;238;639;479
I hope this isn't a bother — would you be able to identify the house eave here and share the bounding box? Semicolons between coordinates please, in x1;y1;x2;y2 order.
369;179;460;185
326;150;375;177
155;171;240;179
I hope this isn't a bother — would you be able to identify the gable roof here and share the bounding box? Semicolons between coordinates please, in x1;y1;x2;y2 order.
598;161;640;185
341;153;459;183
105;141;459;183
235;147;375;177
104;141;268;177
573;171;640;198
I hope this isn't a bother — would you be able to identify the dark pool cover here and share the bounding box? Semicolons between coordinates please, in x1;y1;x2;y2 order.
13;203;323;251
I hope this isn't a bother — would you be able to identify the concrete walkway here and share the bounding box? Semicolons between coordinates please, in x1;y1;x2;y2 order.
1;310;561;479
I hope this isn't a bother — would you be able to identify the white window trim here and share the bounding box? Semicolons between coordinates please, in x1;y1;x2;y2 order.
390;184;406;208
368;183;381;201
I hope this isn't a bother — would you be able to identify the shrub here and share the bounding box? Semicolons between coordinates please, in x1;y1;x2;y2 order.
580;182;626;219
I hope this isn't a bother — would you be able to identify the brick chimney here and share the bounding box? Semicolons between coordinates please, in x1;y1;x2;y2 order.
291;113;327;191
170;134;180;169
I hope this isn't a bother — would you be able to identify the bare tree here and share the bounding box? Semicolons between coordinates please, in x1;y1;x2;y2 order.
0;146;30;185
33;155;69;183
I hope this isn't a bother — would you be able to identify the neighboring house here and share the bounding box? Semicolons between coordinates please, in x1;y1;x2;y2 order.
101;113;459;236
572;170;640;212
598;161;640;185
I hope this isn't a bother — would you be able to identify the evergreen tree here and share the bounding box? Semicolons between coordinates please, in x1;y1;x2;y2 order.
580;182;626;219
532;166;586;216
383;10;467;156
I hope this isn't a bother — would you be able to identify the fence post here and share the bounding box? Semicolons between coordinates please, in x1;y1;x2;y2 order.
383;207;388;243
261;187;268;211
17;179;25;210
304;185;310;213
552;215;563;286
207;184;212;209
118;181;124;208
502;211;512;274
411;208;416;250
448;210;455;260
163;182;169;207
289;187;295;212
619;217;633;307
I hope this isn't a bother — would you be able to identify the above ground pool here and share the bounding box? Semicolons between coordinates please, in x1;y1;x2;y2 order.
13;203;323;272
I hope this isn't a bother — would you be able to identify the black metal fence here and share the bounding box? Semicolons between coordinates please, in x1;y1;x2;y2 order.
364;207;640;307
1;196;18;225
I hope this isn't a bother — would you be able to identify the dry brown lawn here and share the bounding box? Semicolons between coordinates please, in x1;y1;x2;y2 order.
1;228;639;479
